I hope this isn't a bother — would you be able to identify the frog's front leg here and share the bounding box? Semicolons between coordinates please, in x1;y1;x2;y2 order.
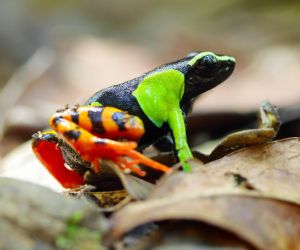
49;106;171;176
168;105;193;171
132;69;194;171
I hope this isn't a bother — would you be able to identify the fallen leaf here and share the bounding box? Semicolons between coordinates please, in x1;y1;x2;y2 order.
151;138;300;204
105;138;300;249
107;196;300;250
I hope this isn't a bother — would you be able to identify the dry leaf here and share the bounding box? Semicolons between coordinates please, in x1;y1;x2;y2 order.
101;161;155;201
107;196;300;249
82;160;155;209
105;138;300;249
151;138;300;204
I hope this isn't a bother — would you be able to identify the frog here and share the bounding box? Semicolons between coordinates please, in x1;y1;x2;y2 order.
32;51;235;189
85;51;235;170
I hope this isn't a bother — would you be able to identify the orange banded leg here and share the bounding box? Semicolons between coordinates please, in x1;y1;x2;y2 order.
50;116;171;176
50;116;137;157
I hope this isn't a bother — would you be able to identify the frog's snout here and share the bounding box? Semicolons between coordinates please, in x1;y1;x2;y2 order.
222;57;235;74
212;57;235;85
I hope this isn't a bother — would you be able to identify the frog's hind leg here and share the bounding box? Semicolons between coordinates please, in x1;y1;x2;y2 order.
49;115;138;172
32;130;85;188
50;114;171;176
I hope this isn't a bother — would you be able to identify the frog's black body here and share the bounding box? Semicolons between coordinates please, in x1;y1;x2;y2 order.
86;52;235;148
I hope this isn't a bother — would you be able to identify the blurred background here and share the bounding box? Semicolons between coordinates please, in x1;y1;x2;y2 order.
1;0;300;180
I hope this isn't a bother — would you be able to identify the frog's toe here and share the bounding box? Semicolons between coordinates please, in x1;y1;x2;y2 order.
114;157;146;176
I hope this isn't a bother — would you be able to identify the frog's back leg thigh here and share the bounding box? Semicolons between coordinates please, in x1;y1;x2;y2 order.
32;130;85;188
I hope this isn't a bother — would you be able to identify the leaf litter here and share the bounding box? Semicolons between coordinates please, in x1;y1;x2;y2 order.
104;138;300;250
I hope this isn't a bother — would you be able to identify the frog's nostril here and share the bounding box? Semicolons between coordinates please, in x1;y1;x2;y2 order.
227;58;236;66
222;59;235;73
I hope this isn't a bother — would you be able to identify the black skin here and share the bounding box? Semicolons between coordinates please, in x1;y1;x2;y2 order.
86;52;235;149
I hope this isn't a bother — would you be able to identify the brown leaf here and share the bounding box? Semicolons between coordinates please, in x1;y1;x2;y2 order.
104;161;155;201
115;220;252;250
81;160;155;210
151;138;300;204
107;196;300;250
105;138;300;249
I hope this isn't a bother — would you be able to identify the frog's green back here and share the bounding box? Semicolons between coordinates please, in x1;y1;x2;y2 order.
132;69;185;128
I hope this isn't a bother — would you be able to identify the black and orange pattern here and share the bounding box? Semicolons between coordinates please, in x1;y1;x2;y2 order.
32;106;171;188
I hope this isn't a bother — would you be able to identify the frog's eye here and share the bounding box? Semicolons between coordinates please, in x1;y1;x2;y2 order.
194;54;219;76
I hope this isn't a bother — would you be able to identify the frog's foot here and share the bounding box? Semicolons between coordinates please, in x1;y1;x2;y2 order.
32;130;85;189
177;146;194;172
206;101;281;161
125;149;172;175
90;156;149;177
113;157;146;176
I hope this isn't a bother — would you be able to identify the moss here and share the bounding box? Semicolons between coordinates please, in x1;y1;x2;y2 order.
56;211;102;250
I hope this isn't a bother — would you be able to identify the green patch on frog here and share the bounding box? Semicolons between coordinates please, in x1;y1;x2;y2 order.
133;69;193;171
90;101;103;107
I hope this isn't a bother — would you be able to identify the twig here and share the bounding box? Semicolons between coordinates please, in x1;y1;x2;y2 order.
0;47;56;141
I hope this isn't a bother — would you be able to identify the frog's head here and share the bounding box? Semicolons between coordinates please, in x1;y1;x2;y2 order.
184;52;235;98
